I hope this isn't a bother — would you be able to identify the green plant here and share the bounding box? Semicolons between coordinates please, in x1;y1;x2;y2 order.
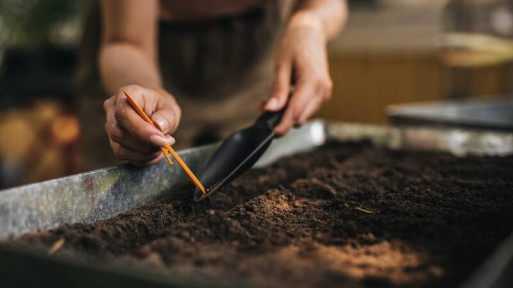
0;0;81;49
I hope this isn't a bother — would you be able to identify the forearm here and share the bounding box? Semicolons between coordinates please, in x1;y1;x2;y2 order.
291;0;348;41
99;43;162;96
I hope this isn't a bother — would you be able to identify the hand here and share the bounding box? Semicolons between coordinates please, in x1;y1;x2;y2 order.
103;85;181;166
264;12;333;135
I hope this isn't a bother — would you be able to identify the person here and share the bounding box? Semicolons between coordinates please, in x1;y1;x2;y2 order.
78;0;348;169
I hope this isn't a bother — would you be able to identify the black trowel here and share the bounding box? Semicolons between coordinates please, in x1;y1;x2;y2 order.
193;92;290;202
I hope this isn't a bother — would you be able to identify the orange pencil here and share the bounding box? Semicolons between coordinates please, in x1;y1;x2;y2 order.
123;90;206;195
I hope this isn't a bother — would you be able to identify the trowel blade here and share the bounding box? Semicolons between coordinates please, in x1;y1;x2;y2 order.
193;126;274;202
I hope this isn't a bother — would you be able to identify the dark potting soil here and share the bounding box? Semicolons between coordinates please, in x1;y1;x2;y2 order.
8;142;513;288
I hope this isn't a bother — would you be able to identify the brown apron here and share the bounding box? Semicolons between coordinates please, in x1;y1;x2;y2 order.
77;0;294;170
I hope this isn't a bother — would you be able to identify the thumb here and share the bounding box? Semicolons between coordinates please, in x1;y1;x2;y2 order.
151;106;180;135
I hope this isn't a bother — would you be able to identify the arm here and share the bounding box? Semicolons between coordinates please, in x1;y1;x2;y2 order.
264;0;348;135
100;0;181;166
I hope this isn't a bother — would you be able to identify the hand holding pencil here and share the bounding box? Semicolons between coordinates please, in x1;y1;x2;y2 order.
103;85;206;194
103;85;180;166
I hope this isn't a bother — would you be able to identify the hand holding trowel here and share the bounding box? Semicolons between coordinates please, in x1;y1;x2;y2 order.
193;90;291;202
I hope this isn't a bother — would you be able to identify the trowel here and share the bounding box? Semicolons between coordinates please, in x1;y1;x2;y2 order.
193;92;290;202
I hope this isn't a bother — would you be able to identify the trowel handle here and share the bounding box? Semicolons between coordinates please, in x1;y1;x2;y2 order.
256;89;294;129
256;105;287;129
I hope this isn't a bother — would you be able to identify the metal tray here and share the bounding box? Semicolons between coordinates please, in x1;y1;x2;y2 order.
387;97;513;132
1;121;512;288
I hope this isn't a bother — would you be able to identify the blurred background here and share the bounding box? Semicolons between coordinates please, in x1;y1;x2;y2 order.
0;0;512;189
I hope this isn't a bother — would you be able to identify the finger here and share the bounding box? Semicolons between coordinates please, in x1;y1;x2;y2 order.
298;77;332;123
106;97;158;153
116;130;174;153
110;140;162;163
105;97;116;134
114;97;168;148
132;154;165;167
106;96;141;148
265;59;292;112
298;95;323;124
151;100;181;135
274;78;316;136
107;112;160;153
165;135;176;146
103;96;115;114
115;145;163;163
122;85;158;115
122;85;180;136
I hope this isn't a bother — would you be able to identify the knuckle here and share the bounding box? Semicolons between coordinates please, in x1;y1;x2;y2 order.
167;111;177;126
271;82;288;97
115;149;125;160
109;140;116;151
324;87;333;100
318;75;332;88
116;87;126;97
309;74;321;84
146;156;162;166
169;113;179;131
324;78;333;93
109;126;123;143
316;76;333;100
114;102;127;121
175;103;182;116
103;99;112;112
118;85;142;99
292;108;302;121
150;150;162;159
132;86;143;95
276;125;288;136
297;111;306;121
123;84;141;93
175;107;182;125
170;108;181;131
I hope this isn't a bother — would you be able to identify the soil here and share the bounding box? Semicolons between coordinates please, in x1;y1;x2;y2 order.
8;141;513;288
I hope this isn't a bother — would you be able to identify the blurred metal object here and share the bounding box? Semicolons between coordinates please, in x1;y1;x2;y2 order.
442;0;513;97
326;121;513;156
0;120;512;288
387;97;513;132
442;32;513;67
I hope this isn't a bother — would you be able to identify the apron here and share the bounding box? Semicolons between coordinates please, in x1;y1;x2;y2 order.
77;0;294;170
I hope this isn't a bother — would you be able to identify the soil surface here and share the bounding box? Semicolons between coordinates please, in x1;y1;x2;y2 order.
8;142;513;288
